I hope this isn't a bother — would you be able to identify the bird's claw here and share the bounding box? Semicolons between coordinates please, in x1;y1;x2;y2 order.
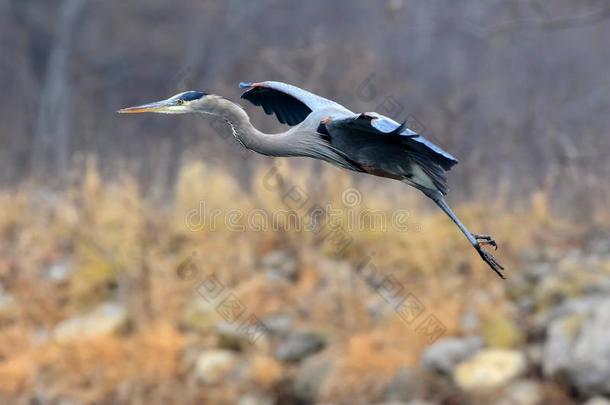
472;233;504;278
475;242;505;279
474;234;498;250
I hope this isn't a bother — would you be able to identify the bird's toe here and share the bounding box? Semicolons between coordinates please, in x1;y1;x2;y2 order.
474;234;498;250
476;246;505;279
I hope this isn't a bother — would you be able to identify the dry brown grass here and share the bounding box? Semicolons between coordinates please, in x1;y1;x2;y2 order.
0;158;601;404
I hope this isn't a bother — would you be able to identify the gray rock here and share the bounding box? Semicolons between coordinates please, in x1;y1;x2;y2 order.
260;313;293;337
454;349;527;391
194;349;238;384
216;321;249;350
237;395;274;405
53;302;127;343
460;310;479;334
275;331;326;362
543;297;610;395
516;297;535;313
496;380;542;405
261;250;298;281
215;319;269;350
526;262;554;282
373;402;410;405
385;367;426;402
421;336;483;374
366;290;410;321
55;398;85;405
543;313;581;378
534;294;605;333
0;284;18;321
294;354;333;402
525;344;543;367
180;298;216;332
582;278;610;296
46;260;73;283
588;239;610;255
584;397;610;405
375;402;433;405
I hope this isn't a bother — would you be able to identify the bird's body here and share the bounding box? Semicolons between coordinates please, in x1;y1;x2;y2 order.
119;81;505;278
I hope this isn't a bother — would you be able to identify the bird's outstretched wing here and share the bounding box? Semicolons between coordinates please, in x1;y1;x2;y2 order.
324;112;458;170
320;113;458;195
239;81;352;126
361;112;459;170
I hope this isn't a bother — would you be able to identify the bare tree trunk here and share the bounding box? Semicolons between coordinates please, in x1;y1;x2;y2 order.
31;0;86;180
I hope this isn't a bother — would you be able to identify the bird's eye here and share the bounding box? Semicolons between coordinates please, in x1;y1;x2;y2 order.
176;99;185;106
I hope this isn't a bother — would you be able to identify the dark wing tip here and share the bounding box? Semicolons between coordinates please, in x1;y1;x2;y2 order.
391;120;407;135
239;84;312;126
358;113;374;121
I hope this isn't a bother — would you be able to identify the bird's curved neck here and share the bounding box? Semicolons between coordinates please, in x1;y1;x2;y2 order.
202;96;291;156
199;97;360;173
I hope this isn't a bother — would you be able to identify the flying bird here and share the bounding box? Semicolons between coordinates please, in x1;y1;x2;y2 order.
119;81;505;278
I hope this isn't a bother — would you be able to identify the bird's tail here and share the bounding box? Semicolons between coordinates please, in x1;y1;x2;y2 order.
409;155;449;196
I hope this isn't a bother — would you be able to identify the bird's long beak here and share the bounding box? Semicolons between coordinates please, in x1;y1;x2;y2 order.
117;99;172;114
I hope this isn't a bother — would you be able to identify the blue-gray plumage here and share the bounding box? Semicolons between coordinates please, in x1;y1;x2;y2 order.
179;91;208;101
118;81;504;278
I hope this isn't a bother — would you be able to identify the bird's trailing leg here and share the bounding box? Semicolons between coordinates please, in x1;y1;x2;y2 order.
422;190;505;279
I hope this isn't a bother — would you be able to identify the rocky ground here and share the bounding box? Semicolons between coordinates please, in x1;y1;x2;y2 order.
1;164;609;404
3;242;609;404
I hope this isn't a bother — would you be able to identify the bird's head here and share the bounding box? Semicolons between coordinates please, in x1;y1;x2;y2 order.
118;90;211;114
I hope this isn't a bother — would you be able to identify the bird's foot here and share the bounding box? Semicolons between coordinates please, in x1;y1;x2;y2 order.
473;234;498;250
473;234;505;279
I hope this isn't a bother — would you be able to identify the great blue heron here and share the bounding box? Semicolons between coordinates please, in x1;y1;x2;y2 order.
119;81;505;278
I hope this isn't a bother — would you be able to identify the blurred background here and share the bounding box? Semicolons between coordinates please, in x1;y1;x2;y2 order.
2;0;610;404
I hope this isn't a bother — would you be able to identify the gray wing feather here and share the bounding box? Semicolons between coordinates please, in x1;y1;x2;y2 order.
253;81;351;112
239;81;352;126
367;112;458;167
322;114;457;194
